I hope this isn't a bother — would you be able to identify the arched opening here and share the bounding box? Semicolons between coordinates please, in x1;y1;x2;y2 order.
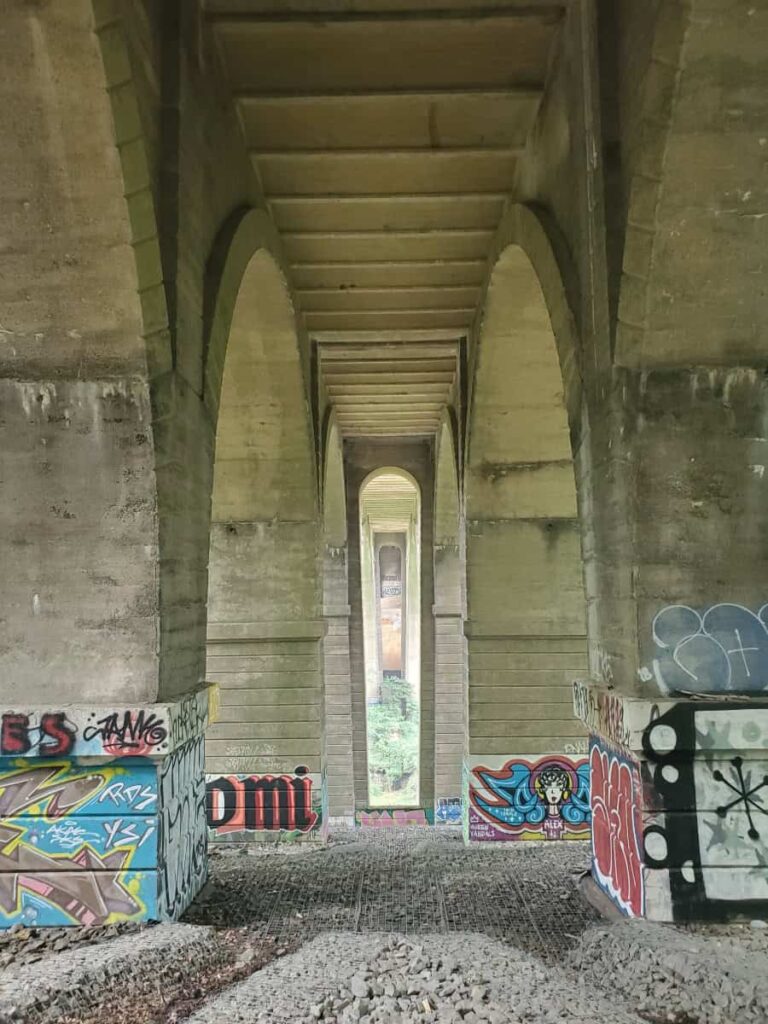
359;469;421;807
464;239;590;843
204;235;323;842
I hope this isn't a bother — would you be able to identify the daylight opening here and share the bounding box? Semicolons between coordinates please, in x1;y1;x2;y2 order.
359;470;421;807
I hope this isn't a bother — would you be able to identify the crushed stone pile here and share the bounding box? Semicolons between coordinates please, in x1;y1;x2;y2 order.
569;920;768;1024
186;931;644;1024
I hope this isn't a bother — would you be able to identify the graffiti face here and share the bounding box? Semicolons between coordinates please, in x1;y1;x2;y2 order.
206;768;321;838
590;740;644;917
468;756;591;842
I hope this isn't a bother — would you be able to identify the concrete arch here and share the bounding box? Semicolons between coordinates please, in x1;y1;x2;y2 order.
204;212;322;790
323;411;347;550
433;413;466;806
464;218;588;779
434;415;461;552
614;3;768;368
470;203;583;438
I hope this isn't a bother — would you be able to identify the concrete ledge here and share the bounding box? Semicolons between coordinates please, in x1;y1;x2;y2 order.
207;620;326;641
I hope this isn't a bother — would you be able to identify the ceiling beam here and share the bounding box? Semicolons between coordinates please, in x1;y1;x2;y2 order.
235;86;541;103
313;329;467;342
255;146;521;158
208;8;564;25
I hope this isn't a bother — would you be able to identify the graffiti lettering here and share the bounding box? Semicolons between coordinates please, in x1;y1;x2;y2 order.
1;715;30;755
83;711;167;754
645;603;768;694
207;772;318;835
98;781;157;812
357;809;430;827
0;713;77;758
590;740;644;917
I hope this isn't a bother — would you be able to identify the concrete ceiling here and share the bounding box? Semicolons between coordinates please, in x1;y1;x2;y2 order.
206;0;565;436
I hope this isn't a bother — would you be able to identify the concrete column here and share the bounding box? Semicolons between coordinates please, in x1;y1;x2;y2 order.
577;366;768;922
323;547;355;823
432;605;466;825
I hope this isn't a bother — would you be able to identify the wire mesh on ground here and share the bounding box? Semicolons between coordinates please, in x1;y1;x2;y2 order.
184;828;598;963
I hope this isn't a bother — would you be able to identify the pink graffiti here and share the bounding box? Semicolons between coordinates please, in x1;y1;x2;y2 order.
358;809;428;828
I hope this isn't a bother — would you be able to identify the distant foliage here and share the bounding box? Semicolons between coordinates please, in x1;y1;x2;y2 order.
367;677;419;805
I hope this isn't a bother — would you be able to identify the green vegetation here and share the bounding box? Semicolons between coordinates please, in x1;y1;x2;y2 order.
367;676;419;806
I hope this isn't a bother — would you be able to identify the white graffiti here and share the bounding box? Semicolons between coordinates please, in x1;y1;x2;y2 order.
45;821;99;850
98;781;157;812
647;603;768;694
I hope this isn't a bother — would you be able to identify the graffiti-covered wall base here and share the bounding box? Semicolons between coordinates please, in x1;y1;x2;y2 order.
575;679;768;922
0;689;212;928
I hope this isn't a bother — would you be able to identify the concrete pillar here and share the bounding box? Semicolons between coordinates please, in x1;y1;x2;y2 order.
0;2;211;927
323;547;355;823
576;367;768;921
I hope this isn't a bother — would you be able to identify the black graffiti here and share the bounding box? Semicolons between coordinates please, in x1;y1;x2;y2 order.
206;773;318;833
83;711;167;751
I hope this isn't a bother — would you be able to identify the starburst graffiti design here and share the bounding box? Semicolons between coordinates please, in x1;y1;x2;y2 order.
713;756;768;841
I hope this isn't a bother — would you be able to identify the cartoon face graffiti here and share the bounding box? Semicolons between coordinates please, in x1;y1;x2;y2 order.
468;756;590;841
535;765;572;815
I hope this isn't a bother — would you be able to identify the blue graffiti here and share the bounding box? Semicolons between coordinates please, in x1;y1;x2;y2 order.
470;757;591;836
649;603;768;694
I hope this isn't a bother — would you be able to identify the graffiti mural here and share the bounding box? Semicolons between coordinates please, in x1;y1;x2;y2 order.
206;767;322;839
0;691;211;928
0;688;211;760
356;808;431;827
157;736;207;919
640;701;768;920
0;759;159;927
468;756;591;841
435;797;462;825
644;603;768;694
590;738;644;917
573;680;631;751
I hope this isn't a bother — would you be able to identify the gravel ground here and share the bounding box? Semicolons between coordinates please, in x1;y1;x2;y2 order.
3;831;767;1023
188;827;597;962
185;931;645;1024
570;920;768;1024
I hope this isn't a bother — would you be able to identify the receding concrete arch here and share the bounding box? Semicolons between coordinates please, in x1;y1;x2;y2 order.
433;413;466;808
323;411;348;551
204;214;323;828
321;410;355;821
614;3;768;368
464;222;589;840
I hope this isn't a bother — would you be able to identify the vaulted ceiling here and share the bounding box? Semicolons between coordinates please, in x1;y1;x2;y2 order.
206;1;565;436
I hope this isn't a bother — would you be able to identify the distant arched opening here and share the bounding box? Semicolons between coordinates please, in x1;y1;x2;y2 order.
359;468;421;807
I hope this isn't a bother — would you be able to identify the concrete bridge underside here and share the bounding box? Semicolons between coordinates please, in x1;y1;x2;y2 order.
1;0;768;929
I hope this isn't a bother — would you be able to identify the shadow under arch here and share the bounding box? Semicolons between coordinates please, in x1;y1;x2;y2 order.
204;208;323;801
463;205;590;821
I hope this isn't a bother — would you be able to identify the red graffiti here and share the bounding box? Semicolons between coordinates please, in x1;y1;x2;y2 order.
1;715;30;755
591;743;644;917
0;713;76;757
39;713;76;756
206;773;318;835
